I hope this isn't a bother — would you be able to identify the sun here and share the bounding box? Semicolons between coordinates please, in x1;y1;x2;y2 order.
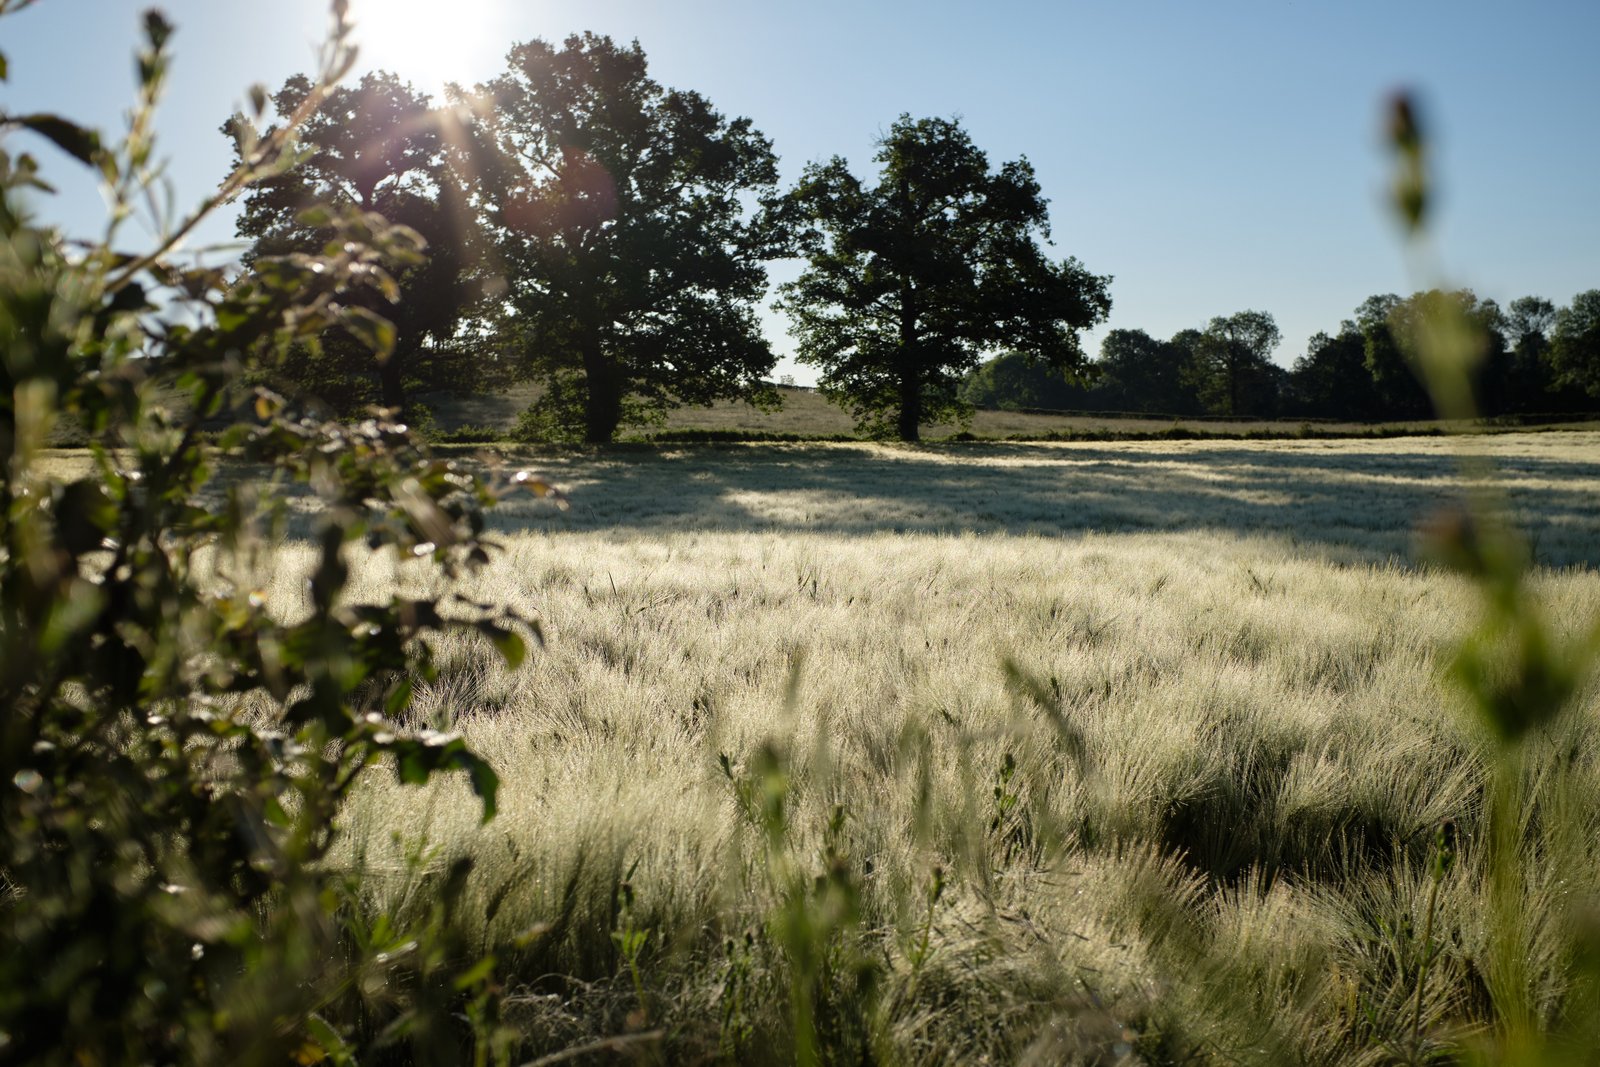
347;0;510;93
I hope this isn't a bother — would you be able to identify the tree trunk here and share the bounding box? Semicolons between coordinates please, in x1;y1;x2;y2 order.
897;367;922;441
378;351;405;414
582;342;624;444
896;170;921;442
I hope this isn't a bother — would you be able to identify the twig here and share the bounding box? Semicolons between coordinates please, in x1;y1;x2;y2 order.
517;1030;665;1067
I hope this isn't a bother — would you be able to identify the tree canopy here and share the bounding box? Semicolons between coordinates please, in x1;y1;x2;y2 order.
1093;328;1200;414
1351;293;1428;419
1189;311;1282;417
4;9;529;1058
230;72;485;414
959;350;1093;411
218;51;1590;437
457;33;781;442
1289;326;1381;419
776;115;1111;440
964;289;1595;424
1551;290;1600;397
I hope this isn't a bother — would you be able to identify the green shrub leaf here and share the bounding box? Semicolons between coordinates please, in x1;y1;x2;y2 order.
9;113;102;166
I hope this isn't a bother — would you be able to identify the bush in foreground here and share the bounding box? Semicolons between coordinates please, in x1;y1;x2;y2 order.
0;8;557;1062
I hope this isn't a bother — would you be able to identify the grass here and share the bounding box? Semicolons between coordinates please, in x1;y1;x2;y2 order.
458;432;1600;567
218;433;1600;1061
421;382;1586;442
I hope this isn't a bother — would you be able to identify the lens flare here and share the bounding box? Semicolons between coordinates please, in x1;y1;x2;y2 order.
346;0;508;93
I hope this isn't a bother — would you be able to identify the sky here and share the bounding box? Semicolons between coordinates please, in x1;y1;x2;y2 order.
4;0;1598;385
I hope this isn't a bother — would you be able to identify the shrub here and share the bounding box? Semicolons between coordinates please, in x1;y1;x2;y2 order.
0;6;557;1062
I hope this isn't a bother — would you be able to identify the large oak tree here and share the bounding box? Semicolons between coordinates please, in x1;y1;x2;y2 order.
457;34;781;443
231;72;485;414
776;115;1110;441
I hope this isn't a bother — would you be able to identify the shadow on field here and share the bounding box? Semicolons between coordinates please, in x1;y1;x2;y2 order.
487;439;1600;567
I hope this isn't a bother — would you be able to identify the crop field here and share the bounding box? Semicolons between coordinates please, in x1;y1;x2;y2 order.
249;432;1600;1062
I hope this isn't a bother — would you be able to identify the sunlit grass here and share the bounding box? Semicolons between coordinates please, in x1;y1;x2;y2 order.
241;432;1600;1060
473;432;1600;566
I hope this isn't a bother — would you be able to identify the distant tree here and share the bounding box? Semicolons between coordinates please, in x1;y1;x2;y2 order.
1465;297;1519;416
457;34;781;443
776;115;1111;440
1095;328;1201;414
1288;325;1382;419
1190;310;1282;416
960;350;1095;410
231;72;485;414
1166;328;1214;413
1501;296;1555;410
1499;295;1585;413
1359;290;1509;417
1506;296;1557;356
1550;290;1600;398
1353;293;1427;418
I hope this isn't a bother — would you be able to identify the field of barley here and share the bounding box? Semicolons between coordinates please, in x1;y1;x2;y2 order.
269;432;1600;1063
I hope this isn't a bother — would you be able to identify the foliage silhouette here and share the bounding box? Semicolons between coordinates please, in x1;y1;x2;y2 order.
958;349;1094;411
230;71;493;415
777;114;1111;441
0;6;556;1062
1192;310;1282;417
1289;324;1383;419
1550;289;1600;397
1095;327;1203;414
961;290;1591;425
457;33;781;443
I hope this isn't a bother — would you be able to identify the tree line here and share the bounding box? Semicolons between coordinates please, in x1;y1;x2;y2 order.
229;34;1106;443
231;34;1598;441
964;291;1600;422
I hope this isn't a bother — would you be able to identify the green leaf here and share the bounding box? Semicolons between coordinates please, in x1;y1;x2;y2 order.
384;676;413;716
39;581;106;655
478;621;527;670
341;306;396;361
262;796;292;829
10;113;102;166
451;954;497;991
396;746;431;786
302;1015;357;1067
386;732;498;822
53;479;117;557
296;205;334;228
468;758;499;823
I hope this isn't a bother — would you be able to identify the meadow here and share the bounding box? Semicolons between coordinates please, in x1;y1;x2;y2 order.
217;431;1600;1063
422;383;1491;442
10;10;1592;1062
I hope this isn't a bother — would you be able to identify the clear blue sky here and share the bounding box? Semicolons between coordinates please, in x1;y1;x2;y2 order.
5;0;1598;383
